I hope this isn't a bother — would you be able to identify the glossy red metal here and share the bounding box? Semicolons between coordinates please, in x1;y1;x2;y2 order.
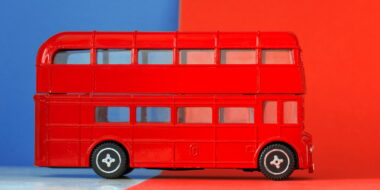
34;31;313;174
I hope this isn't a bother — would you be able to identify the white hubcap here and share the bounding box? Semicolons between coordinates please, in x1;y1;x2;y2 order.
102;153;116;167
270;155;284;169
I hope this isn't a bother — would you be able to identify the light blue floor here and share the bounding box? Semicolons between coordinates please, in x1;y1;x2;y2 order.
0;167;161;190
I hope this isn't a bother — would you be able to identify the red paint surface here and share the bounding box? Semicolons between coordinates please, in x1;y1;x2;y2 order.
184;0;380;177
128;0;380;189
178;0;380;179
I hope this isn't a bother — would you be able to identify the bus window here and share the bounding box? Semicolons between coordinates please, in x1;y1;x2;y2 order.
219;107;254;123
53;50;90;64
177;107;212;123
97;49;131;64
138;50;172;64
284;101;298;124
179;49;215;64
263;101;277;124
262;49;294;64
220;49;257;64
95;107;130;123
136;107;171;123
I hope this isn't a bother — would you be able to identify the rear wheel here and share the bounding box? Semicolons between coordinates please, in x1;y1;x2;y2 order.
91;143;130;179
259;144;295;180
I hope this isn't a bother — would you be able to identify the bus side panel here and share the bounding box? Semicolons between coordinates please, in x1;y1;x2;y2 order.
46;99;81;166
94;66;258;94
79;102;94;167
259;66;303;93
215;126;257;167
133;126;175;166
50;66;93;93
36;66;49;93
281;127;308;169
174;127;215;167
34;95;48;166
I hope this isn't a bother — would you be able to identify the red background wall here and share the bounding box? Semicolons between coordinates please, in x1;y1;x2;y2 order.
180;0;380;178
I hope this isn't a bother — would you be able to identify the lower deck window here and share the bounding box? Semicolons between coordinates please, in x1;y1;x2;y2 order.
219;107;254;123
136;107;171;123
263;101;277;124
96;107;130;123
284;101;298;124
177;107;212;123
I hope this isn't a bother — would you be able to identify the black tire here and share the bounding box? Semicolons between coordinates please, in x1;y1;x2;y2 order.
91;143;130;179
259;144;296;180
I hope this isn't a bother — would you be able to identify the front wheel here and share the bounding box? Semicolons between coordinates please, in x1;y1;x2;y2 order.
259;144;296;180
91;143;129;179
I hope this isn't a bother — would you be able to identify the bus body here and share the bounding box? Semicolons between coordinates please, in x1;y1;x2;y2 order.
34;32;313;180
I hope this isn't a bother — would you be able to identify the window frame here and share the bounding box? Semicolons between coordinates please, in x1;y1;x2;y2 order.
282;100;300;125
137;49;174;65
96;49;132;65
262;101;278;124
260;49;295;65
178;49;216;65
218;107;255;124
135;106;172;124
176;106;213;124
53;49;91;65
220;49;258;65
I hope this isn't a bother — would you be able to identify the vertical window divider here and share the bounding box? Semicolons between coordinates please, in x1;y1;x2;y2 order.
257;33;262;65
132;31;137;65
173;32;179;65
90;48;96;93
90;48;96;65
171;104;177;126
278;100;284;125
130;105;136;125
215;32;220;65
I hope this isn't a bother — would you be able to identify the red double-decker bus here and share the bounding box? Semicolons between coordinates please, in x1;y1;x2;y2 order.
34;31;313;180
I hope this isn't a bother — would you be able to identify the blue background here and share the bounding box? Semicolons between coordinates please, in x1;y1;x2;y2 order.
0;0;178;166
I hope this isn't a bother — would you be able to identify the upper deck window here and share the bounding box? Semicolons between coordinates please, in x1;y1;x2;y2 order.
53;50;90;64
179;49;215;64
221;49;257;64
136;107;171;123
262;49;294;64
138;50;172;64
97;49;131;64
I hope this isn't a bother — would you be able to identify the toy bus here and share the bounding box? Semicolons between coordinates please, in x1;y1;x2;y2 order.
34;31;314;180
